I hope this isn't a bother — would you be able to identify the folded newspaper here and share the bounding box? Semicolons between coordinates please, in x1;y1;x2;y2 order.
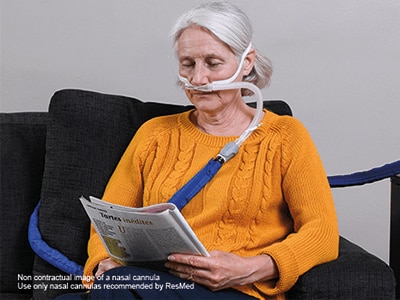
80;196;209;266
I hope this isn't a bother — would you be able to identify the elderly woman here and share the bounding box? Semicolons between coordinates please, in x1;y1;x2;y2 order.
82;2;338;299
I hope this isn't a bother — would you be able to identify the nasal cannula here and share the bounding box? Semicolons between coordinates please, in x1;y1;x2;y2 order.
178;43;264;163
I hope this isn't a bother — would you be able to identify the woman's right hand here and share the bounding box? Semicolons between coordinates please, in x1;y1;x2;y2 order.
95;257;122;278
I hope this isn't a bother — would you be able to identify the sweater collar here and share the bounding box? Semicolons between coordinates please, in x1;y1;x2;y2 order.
178;109;274;147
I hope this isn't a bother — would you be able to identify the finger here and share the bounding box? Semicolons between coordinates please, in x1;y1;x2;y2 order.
95;269;102;278
168;254;210;270
168;269;226;291
170;270;196;281
168;265;211;282
165;261;195;275
95;258;121;277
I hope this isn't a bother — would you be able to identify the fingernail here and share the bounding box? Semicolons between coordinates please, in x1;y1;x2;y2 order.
167;255;175;261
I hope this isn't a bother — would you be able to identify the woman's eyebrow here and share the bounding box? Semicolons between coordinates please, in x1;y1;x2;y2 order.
179;54;225;61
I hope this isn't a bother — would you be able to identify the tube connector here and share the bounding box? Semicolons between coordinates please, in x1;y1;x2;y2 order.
216;142;239;163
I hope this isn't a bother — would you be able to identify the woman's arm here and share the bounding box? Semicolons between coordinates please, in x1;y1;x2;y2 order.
165;250;278;291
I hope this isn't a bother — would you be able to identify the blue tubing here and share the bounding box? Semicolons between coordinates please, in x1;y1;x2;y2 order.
328;160;400;188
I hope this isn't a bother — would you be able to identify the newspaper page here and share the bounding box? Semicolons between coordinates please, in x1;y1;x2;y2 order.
79;196;209;265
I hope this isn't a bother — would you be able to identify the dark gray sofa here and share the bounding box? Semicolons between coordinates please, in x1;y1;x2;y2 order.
0;89;396;299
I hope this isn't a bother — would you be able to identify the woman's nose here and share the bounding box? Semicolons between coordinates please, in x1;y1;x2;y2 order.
191;64;209;86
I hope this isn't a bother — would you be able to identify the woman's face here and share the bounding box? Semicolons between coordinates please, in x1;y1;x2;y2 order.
177;26;247;114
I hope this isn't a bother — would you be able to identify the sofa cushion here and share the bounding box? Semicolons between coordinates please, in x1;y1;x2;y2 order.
0;112;47;298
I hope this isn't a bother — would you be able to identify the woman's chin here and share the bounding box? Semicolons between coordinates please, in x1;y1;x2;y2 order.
189;95;220;111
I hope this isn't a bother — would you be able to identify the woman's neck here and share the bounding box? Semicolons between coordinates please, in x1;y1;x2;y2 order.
191;103;258;136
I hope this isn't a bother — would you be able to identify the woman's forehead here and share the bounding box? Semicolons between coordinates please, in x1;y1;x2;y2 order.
177;27;233;58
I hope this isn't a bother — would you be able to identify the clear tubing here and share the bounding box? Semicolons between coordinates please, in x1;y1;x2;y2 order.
178;42;263;162
187;81;264;162
199;82;263;147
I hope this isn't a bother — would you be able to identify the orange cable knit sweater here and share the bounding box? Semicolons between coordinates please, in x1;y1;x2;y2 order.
83;109;338;299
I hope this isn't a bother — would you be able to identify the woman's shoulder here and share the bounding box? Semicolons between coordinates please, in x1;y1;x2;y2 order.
264;110;308;136
136;111;188;135
128;111;190;157
139;113;185;131
264;110;317;157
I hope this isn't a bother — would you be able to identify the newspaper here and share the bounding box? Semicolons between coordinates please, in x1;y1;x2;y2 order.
79;196;209;266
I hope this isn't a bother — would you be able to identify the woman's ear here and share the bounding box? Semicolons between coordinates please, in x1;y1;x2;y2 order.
243;48;256;76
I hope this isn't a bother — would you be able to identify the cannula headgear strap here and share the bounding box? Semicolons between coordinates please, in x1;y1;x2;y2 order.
178;42;253;91
178;42;264;162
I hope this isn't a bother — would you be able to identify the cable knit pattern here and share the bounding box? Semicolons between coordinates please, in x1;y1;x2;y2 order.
141;127;165;205
160;132;196;201
83;109;339;300
215;144;258;250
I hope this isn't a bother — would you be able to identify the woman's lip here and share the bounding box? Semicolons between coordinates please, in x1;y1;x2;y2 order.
190;90;214;95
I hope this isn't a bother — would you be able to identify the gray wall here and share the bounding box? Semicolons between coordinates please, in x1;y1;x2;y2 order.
1;0;399;263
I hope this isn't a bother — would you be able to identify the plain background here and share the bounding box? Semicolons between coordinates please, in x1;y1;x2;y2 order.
1;0;399;263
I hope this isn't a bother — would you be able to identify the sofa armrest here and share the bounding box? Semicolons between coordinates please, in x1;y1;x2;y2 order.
287;236;396;299
0;112;47;298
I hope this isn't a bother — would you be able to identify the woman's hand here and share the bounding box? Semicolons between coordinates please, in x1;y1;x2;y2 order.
165;250;278;291
95;257;122;278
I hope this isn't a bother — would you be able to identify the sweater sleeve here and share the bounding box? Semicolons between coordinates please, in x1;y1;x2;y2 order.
255;116;339;295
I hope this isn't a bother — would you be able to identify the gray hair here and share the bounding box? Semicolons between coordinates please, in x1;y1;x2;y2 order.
170;1;273;93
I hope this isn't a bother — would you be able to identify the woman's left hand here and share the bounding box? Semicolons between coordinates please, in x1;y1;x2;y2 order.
165;250;278;291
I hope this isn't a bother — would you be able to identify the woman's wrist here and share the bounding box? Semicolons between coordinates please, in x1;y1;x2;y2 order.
245;254;278;284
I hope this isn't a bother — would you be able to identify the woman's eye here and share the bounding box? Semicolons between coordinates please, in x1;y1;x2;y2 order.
181;61;194;68
180;59;222;69
207;61;222;67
